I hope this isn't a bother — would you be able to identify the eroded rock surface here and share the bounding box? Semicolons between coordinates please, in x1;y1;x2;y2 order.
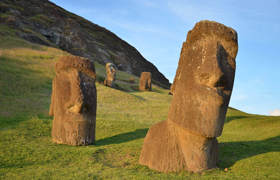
104;63;116;87
139;72;152;91
49;55;97;146
139;20;238;172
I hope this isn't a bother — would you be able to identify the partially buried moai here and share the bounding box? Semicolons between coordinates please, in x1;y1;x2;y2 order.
49;55;97;146
104;63;116;87
139;72;152;91
139;20;238;172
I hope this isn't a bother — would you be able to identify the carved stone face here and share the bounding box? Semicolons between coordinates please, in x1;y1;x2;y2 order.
106;63;116;82
139;72;152;91
139;21;238;173
56;69;96;118
104;63;116;87
168;22;238;137
50;56;96;145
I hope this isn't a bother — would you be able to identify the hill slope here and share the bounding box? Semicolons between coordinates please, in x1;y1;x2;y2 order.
0;0;170;88
0;41;280;179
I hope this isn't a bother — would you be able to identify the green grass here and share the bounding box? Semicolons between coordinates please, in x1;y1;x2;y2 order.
0;42;280;179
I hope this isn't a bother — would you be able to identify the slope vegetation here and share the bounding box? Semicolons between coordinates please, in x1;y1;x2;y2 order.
0;0;170;88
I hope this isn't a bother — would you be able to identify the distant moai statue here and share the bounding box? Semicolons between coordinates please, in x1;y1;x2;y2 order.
169;84;174;95
49;55;97;146
139;20;238;172
104;63;116;87
139;72;152;91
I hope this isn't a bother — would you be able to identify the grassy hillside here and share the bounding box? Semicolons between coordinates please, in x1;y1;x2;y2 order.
0;39;280;179
0;0;171;88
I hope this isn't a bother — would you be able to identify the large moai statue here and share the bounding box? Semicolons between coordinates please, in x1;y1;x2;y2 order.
139;20;238;172
104;63;116;87
49;55;97;146
139;72;152;91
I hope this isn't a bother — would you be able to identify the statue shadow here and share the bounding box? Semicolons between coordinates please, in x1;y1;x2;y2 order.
95;128;148;146
219;135;280;168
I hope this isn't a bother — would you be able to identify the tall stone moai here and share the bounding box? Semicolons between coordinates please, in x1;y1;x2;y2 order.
49;55;97;146
139;72;152;91
104;63;116;87
139;20;238;172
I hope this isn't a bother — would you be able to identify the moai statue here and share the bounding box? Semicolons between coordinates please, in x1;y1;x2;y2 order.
139;20;238;172
104;63;116;87
168;84;173;95
49;55;97;146
139;72;152;91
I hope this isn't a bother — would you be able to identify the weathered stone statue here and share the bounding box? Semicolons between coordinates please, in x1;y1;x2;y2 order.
169;84;174;95
104;63;116;87
139;20;238;172
139;72;152;91
49;55;97;146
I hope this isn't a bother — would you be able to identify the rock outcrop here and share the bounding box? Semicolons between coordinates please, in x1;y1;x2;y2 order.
49;55;97;146
139;72;152;91
139;20;238;172
104;63;116;87
0;0;170;89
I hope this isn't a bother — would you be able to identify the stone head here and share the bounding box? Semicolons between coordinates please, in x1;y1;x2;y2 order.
139;72;152;91
106;63;116;80
49;56;97;145
169;21;238;137
53;56;96;117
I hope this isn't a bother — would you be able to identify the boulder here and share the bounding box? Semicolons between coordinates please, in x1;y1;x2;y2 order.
49;55;97;146
104;63;116;87
139;72;152;91
139;20;238;172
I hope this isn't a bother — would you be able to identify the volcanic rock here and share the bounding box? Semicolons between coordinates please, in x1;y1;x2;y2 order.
49;55;97;146
139;20;238;172
139;72;152;91
104;63;116;87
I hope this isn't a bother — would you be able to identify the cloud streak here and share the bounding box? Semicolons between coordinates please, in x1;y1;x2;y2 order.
269;109;280;116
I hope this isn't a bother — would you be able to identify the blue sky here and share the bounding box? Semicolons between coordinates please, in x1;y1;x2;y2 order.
51;0;280;115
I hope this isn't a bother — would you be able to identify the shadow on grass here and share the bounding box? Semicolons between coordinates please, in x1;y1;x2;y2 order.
129;93;146;101
219;135;280;168
151;88;164;94
0;116;29;130
95;128;148;146
0;114;52;130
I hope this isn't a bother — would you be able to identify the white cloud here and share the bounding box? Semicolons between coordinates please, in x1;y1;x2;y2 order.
269;109;280;116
